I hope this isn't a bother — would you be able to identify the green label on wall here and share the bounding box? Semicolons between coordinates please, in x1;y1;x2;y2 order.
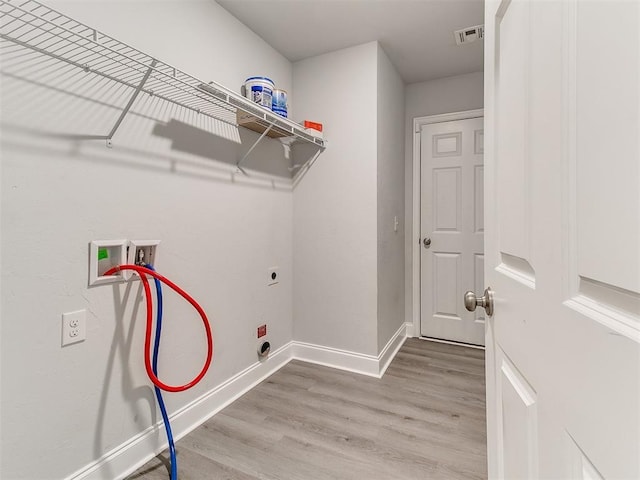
98;248;109;260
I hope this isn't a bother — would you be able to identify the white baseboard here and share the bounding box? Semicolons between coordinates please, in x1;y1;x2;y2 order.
405;320;420;338
292;324;407;378
66;324;409;480
291;341;381;377
378;323;409;377
66;342;294;480
291;322;408;379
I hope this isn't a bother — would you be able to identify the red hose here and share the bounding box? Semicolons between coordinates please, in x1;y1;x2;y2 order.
103;264;213;392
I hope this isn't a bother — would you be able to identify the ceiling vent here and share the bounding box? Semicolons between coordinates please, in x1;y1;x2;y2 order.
454;25;484;46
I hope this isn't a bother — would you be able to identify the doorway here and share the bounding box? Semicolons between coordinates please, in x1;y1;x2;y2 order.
411;110;484;346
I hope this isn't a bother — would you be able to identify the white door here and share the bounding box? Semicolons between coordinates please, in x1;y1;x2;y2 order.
484;0;640;478
420;116;485;346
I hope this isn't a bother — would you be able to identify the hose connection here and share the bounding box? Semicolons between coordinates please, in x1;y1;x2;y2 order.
136;248;146;266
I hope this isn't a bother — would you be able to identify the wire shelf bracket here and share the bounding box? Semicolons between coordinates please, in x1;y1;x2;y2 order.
105;59;157;147
236;118;277;174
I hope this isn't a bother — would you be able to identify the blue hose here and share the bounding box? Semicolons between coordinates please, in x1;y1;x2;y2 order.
147;264;177;480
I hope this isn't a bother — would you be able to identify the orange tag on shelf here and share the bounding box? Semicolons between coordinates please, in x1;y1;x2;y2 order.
303;120;323;132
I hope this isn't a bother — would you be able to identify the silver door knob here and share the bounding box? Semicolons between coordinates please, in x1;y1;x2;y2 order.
423;237;431;248
464;287;494;316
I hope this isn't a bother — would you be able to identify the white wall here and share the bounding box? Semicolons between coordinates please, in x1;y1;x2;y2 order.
46;0;294;114
292;42;379;356
376;46;406;351
0;1;294;478
403;71;484;327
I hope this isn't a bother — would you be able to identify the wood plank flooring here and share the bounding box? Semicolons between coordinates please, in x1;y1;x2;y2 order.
127;338;487;480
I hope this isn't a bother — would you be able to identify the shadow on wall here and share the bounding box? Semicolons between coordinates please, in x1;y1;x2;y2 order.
1;36;314;477
0;52;313;185
152;119;293;178
91;282;157;480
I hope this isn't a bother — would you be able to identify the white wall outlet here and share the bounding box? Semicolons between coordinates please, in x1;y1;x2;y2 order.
128;240;160;276
62;309;86;346
268;267;279;286
89;240;127;286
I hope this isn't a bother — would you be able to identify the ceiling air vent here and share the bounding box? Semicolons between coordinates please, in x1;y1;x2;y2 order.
454;25;484;46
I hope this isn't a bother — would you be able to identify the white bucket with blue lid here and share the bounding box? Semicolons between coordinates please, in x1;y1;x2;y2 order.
244;76;274;108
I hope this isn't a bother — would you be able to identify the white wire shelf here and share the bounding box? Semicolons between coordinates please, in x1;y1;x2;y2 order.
0;0;326;154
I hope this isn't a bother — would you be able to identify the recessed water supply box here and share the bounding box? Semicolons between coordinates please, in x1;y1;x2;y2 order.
128;239;160;272
88;240;127;286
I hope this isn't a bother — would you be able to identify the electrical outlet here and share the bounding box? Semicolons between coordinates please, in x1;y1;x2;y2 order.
128;240;160;273
62;310;86;347
268;267;279;286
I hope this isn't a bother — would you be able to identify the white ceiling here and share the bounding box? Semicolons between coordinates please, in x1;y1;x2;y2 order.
216;0;484;84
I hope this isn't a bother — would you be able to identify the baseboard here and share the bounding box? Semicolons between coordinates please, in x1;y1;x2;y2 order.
291;322;408;379
378;323;409;377
291;340;381;377
405;320;420;338
66;324;409;480
66;341;294;480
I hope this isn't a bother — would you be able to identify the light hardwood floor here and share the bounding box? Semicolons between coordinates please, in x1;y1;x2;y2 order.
128;338;487;479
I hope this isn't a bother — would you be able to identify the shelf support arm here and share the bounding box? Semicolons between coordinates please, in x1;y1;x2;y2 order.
291;146;324;188
235;118;277;173
106;59;158;146
289;147;323;173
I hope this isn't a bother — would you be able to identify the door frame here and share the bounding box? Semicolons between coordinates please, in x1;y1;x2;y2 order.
410;108;485;338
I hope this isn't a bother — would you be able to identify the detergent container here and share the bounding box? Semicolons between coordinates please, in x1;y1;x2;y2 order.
272;89;288;118
244;76;274;109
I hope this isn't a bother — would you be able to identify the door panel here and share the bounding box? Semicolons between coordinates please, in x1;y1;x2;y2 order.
432;132;462;157
485;0;640;478
574;2;639;295
496;0;532;265
474;129;484;155
433;252;462;319
474;165;484;233
568;434;605;480
420;117;484;345
497;348;538;480
433;167;461;231
474;254;485;323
